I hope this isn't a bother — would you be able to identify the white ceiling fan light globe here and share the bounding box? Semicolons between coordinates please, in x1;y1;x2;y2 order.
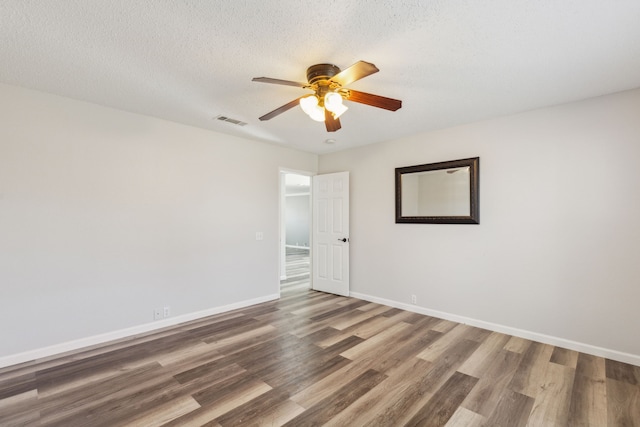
324;92;342;112
299;95;319;115
309;105;326;121
300;95;326;121
330;103;348;118
324;92;348;118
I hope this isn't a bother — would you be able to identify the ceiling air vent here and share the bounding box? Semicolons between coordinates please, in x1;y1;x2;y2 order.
214;115;247;126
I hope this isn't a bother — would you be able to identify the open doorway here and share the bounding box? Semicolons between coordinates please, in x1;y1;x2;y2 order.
280;171;311;293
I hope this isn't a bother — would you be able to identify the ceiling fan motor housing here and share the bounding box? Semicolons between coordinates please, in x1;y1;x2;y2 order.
306;64;342;106
306;64;341;85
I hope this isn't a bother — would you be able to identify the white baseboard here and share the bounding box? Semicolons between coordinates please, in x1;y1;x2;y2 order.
0;293;279;369
4;291;638;369
351;291;640;367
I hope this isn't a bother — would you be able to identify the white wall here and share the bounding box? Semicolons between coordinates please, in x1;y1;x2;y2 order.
319;88;640;361
0;83;317;359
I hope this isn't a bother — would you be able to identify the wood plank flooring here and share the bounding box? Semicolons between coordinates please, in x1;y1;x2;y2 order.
280;247;310;293
1;250;638;426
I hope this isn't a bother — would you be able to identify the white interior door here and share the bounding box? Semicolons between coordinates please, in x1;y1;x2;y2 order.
312;172;349;296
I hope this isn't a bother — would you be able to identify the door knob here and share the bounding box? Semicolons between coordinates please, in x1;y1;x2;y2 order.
337;238;349;242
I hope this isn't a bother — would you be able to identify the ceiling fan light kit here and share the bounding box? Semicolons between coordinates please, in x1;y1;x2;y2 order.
252;60;402;132
299;92;347;122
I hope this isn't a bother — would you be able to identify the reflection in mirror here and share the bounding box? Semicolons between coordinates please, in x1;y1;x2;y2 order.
401;167;470;216
396;157;479;224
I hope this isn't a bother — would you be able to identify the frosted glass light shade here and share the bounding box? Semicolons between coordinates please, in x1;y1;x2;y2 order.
324;92;348;118
300;95;318;114
300;95;325;121
308;107;325;121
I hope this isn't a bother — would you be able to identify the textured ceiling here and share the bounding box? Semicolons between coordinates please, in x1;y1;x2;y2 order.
2;1;640;154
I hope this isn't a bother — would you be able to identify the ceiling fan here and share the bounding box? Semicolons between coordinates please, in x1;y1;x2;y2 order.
252;61;402;132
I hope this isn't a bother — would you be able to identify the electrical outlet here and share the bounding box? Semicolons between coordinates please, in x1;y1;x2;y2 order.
255;232;264;241
153;308;163;320
411;294;417;305
163;306;170;318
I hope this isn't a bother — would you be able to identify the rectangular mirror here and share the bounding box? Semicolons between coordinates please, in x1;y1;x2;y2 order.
395;157;479;224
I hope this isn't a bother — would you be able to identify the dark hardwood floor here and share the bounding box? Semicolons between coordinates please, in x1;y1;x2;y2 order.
1;250;638;426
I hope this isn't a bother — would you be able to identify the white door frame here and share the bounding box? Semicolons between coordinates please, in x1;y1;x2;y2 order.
278;168;313;295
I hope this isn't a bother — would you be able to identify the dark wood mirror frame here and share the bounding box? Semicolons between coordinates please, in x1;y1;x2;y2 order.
395;157;480;224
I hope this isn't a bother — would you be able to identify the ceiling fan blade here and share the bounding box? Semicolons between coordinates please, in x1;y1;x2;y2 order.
325;109;341;132
331;61;379;86
252;77;308;88
258;97;303;121
345;89;402;111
